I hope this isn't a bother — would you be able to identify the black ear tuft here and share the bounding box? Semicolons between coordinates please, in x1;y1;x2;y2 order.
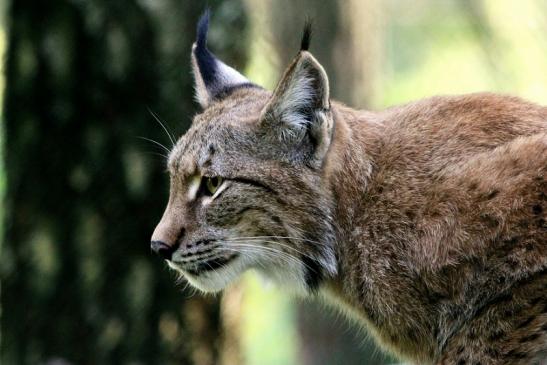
196;9;210;50
194;9;217;87
191;9;254;107
196;9;211;48
300;19;313;51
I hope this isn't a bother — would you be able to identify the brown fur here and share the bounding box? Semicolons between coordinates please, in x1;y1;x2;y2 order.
152;33;547;363
325;94;547;363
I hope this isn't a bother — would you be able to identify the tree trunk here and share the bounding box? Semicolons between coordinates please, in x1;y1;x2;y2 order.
1;1;248;364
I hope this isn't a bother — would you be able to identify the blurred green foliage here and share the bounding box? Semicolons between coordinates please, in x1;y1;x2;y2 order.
380;0;547;107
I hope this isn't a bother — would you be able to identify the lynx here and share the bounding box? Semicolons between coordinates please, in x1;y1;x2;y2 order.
151;12;547;364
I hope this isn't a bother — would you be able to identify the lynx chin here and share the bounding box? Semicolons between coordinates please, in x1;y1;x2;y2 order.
151;11;547;365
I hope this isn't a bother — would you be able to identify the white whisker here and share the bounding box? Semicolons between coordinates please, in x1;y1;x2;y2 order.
148;108;176;147
221;246;305;284
142;151;169;160
224;237;318;261
224;242;318;275
229;235;324;246
137;136;171;154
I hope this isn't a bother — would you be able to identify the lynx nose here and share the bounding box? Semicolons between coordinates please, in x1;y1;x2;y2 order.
151;240;176;260
151;209;185;260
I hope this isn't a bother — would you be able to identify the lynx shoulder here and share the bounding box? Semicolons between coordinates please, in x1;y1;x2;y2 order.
151;12;547;364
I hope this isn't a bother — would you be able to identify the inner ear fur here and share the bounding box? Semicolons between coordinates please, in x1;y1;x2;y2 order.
261;51;333;167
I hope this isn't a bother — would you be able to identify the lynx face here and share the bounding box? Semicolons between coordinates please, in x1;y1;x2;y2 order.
151;13;337;293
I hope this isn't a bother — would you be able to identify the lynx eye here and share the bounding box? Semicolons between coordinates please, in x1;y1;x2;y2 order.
205;176;223;196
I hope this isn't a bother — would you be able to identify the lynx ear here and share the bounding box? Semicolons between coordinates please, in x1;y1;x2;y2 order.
261;28;332;167
191;11;253;108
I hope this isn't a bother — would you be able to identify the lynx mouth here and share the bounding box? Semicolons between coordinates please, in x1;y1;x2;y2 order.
184;254;239;275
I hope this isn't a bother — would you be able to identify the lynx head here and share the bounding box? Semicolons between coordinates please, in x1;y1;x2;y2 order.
151;11;337;294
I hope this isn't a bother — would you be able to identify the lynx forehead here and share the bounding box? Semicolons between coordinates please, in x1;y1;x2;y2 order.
151;11;547;365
